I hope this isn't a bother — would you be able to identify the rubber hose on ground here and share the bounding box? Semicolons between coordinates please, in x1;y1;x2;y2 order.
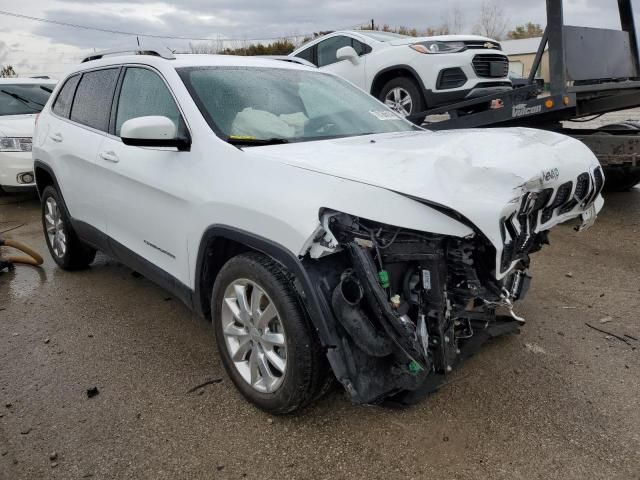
0;238;44;266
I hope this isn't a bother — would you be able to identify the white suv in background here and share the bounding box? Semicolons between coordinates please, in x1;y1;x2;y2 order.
34;50;602;413
290;30;512;120
0;78;56;192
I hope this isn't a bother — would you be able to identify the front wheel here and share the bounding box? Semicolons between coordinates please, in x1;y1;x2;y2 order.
378;77;425;123
212;252;329;414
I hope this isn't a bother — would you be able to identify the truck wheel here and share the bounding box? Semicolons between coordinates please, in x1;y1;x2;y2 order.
602;165;640;192
41;185;96;269
379;77;425;123
211;252;330;414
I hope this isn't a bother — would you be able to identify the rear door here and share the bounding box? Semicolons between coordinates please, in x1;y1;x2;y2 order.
46;68;119;236
96;66;192;285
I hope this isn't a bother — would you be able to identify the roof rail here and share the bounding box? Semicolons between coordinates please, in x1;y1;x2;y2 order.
82;48;175;63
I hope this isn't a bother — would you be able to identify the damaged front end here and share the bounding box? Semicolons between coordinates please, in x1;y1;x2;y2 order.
303;212;539;405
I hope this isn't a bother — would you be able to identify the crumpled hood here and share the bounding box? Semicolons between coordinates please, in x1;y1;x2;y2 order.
249;128;603;276
0;114;37;137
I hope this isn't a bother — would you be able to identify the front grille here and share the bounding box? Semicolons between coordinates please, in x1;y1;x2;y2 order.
464;40;502;50
472;54;509;78
593;167;604;196
542;181;573;223
501;170;599;272
437;68;467;89
575;172;590;200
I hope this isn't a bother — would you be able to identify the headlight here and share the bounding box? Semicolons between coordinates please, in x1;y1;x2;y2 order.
410;41;466;54
0;137;32;152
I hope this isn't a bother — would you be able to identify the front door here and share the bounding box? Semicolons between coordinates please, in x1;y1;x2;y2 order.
96;66;192;286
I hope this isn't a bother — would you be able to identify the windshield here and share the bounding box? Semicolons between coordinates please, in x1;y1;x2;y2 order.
0;84;53;116
178;67;419;144
358;31;409;42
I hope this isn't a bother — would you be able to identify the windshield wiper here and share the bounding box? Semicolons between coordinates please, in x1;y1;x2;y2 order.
227;136;289;146
0;89;44;109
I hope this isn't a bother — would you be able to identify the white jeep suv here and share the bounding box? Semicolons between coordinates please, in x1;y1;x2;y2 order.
290;30;512;119
33;50;603;413
0;78;56;191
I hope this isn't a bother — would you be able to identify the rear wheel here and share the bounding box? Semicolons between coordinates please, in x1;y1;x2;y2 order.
212;252;329;414
379;77;425;124
41;186;96;269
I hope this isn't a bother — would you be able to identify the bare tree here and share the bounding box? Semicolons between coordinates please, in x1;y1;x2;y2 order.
0;65;16;78
473;0;509;40
442;4;465;34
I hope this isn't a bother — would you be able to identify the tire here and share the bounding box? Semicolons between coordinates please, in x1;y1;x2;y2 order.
602;165;640;192
378;76;425;124
211;252;329;414
41;185;96;270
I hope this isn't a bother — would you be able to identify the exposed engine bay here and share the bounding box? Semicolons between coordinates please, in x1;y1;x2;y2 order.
304;212;545;405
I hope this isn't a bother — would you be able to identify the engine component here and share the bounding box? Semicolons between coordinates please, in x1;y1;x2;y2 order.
331;272;394;357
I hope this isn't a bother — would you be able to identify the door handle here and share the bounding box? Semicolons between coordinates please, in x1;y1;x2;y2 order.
49;133;63;143
99;151;119;163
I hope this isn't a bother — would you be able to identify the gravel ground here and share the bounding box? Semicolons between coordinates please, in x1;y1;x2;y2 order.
0;190;639;480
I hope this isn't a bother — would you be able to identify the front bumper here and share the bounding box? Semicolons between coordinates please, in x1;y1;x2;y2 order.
0;151;35;188
424;83;512;108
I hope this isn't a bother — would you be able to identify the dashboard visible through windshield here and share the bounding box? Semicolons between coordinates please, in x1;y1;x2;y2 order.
178;67;420;145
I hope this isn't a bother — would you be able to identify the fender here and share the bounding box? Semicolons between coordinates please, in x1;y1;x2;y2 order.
194;225;334;341
370;64;428;97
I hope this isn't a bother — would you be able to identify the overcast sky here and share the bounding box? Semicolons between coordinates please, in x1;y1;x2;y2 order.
0;0;638;78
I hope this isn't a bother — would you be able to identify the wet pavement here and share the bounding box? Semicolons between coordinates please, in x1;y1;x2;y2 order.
0;190;639;480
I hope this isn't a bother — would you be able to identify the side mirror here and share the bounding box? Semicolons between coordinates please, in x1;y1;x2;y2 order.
336;46;359;64
120;116;190;150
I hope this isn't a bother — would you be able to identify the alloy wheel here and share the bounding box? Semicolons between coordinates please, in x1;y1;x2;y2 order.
44;197;67;258
221;279;287;393
384;87;413;116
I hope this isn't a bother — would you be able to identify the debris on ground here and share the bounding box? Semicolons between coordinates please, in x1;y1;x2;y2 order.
20;427;31;435
86;387;99;398
599;316;613;324
525;343;547;354
186;378;222;394
585;323;633;345
565;272;574;278
49;452;57;461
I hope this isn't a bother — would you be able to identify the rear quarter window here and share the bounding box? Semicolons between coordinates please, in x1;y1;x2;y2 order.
52;75;80;118
70;68;119;131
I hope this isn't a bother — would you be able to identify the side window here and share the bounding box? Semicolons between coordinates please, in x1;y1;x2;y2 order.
52;74;80;118
115;67;185;137
317;36;353;67
70;68;119;132
352;39;371;56
295;46;315;65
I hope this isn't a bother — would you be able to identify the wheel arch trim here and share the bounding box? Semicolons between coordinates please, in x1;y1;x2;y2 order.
194;225;336;344
370;64;428;99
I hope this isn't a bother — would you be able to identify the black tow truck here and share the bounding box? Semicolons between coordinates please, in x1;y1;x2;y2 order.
408;0;640;192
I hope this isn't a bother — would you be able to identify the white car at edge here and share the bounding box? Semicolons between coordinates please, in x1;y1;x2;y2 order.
289;30;512;119
0;77;56;192
33;50;602;413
